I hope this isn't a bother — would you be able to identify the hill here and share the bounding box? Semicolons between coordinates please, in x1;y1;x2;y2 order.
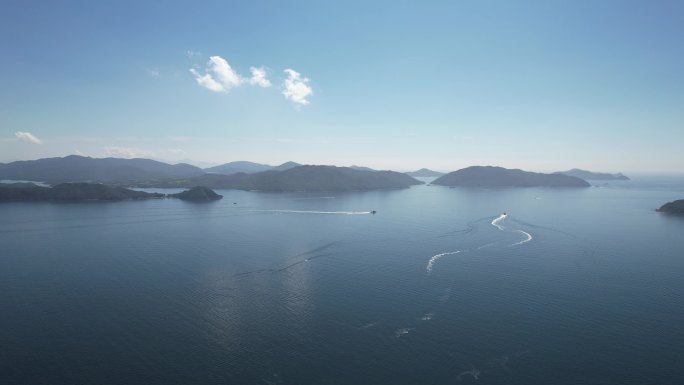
170;186;223;201
406;168;444;177
0;183;164;202
204;161;273;174
204;160;301;174
556;169;630;180
656;199;684;214
272;161;302;171
0;155;204;183
433;166;590;188
140;165;423;191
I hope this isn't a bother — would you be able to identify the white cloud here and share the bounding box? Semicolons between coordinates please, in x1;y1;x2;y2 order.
189;68;226;92
209;56;243;89
15;131;42;144
249;66;271;87
103;146;156;159
190;56;244;93
282;69;313;106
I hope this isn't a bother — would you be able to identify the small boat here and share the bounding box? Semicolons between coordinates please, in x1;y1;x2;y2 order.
371;210;377;214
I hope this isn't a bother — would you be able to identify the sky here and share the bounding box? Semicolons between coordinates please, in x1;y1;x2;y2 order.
1;0;683;173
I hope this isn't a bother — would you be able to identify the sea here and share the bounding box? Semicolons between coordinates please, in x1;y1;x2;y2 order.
1;176;684;384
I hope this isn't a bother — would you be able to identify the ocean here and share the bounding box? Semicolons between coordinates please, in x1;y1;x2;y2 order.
2;176;684;384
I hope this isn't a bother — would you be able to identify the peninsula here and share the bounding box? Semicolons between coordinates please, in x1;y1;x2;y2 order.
0;183;222;203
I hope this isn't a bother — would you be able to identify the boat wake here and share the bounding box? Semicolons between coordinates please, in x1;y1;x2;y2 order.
492;213;533;247
427;250;465;273
491;213;507;230
511;230;532;246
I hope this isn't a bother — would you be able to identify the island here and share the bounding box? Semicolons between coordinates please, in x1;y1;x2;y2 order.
169;186;223;201
432;166;590;188
406;168;444;177
136;165;423;192
0;183;222;203
0;155;204;183
656;199;684;214
555;169;630;181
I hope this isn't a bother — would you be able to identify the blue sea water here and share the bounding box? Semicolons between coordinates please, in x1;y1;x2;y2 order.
1;177;684;384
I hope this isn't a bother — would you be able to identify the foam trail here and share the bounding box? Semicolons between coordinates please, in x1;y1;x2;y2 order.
426;250;464;273
511;230;532;246
250;209;371;215
421;313;434;321
491;213;507;230
457;367;481;381
394;327;414;337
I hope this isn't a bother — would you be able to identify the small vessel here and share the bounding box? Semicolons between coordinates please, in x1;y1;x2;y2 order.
371;210;377;214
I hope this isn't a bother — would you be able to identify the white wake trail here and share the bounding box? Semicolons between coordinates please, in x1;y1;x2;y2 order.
511;230;532;246
491;214;507;230
427;250;465;273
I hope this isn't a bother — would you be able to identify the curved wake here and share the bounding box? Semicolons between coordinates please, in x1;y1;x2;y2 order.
491;213;507;230
427;250;465;273
511;230;532;246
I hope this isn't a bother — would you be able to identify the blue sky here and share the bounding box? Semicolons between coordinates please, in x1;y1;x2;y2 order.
1;0;682;172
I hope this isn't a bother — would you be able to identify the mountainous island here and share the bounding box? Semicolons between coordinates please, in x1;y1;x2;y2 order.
432;166;590;187
142;165;423;192
0;155;204;183
0;156;421;192
406;168;444;177
656;199;684;214
0;183;222;203
555;169;630;180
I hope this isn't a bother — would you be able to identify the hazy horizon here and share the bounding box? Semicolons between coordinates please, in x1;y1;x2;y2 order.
2;1;682;173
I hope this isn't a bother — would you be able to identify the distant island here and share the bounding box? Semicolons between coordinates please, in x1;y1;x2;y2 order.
0;183;222;203
555;169;630;181
656;199;684;214
205;161;301;175
140;165;423;192
432;166;590;188
406;168;444;177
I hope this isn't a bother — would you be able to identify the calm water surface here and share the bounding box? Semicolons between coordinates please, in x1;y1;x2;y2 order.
2;177;684;384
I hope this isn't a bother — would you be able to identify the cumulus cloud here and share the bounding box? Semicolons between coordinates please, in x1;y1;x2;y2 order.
103;146;155;159
249;66;271;87
189;68;225;92
282;69;313;106
189;55;313;105
190;56;244;92
15;131;42;144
